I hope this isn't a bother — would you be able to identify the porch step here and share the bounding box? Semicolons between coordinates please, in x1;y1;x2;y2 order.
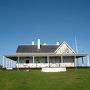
42;67;66;72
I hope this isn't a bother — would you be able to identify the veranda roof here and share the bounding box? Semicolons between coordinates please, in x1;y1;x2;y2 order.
4;53;87;61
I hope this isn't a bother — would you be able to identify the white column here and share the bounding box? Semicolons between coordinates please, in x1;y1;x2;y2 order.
17;57;19;69
47;56;50;67
32;56;35;68
82;57;84;67
12;60;13;69
75;56;78;68
9;60;10;68
61;56;63;67
36;57;38;68
6;58;7;69
33;56;34;64
3;56;5;68
87;55;90;67
77;58;79;67
7;60;8;69
10;60;12;69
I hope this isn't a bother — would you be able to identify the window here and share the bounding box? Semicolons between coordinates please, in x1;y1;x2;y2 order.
26;60;29;63
45;59;47;63
44;57;47;63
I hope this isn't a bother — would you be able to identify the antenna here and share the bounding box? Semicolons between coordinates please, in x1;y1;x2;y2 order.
75;35;78;53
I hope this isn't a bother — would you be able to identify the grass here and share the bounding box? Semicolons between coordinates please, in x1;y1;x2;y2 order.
0;68;90;90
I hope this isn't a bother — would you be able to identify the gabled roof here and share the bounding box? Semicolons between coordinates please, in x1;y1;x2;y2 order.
54;41;76;54
16;41;76;54
16;45;59;53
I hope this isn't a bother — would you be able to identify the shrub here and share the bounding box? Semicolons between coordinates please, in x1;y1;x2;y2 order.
0;64;3;68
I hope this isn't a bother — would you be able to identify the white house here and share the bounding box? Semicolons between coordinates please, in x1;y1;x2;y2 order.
3;38;88;71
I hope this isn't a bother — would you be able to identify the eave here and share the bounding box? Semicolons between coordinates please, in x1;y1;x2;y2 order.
4;53;88;61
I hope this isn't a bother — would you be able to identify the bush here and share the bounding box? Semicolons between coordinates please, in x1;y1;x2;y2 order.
0;65;3;68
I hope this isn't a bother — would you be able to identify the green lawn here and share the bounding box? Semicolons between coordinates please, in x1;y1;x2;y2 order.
0;68;90;90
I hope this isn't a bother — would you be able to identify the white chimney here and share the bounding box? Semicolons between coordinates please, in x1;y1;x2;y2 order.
56;42;59;45
43;43;47;45
32;41;34;45
37;39;40;49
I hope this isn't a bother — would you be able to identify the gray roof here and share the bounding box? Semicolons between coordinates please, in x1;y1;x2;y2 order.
16;45;59;53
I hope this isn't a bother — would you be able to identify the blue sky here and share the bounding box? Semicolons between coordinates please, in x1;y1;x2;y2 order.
0;0;90;56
